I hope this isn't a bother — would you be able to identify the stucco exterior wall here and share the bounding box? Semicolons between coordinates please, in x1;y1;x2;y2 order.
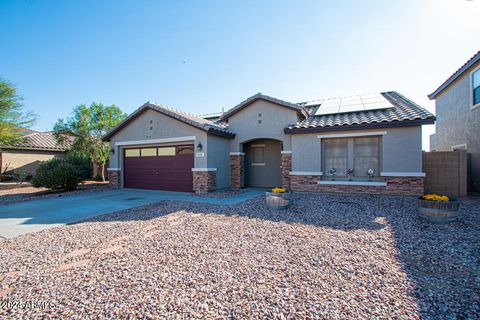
1;149;65;174
206;135;230;189
290;126;423;174
107;109;208;169
227;100;298;152
432;61;480;191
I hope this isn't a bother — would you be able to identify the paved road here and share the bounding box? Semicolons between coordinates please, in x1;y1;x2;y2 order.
0;188;263;239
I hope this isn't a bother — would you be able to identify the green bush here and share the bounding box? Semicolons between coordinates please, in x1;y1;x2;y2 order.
32;159;82;190
64;154;93;180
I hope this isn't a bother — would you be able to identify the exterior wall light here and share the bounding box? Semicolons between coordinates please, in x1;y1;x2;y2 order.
196;142;203;151
110;148;115;155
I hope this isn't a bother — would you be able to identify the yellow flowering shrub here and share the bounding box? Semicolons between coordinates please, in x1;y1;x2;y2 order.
422;194;449;202
272;187;287;193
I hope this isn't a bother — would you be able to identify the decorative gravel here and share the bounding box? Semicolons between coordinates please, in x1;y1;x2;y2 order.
0;181;112;205
192;188;247;198
0;193;479;319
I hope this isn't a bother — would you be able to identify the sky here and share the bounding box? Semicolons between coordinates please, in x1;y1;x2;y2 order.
0;0;479;150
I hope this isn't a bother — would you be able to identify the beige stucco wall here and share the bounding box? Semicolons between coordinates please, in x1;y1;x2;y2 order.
290;126;423;174
227;100;299;152
1;149;64;174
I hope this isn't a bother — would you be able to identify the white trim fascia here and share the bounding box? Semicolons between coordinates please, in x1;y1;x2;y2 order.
451;143;467;151
281;150;292;154
470;65;480;110
317;131;387;139
251;144;266;147
251;163;266;166
191;168;217;172
290;171;323;176
115;136;196;147
230;152;245;156
380;172;426;177
107;168;121;171
318;180;387;187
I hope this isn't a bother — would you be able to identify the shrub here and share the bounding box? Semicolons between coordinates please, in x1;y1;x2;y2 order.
64;154;93;180
32;159;82;190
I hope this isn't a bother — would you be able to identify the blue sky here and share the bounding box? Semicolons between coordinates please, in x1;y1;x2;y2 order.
0;0;479;150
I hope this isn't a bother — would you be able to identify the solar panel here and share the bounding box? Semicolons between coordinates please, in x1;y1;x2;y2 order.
314;93;392;116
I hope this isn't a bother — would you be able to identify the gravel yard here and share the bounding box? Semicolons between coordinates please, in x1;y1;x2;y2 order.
0;181;112;205
0;193;479;319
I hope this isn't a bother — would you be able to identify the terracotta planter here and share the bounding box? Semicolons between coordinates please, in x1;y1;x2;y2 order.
416;198;460;222
266;192;290;209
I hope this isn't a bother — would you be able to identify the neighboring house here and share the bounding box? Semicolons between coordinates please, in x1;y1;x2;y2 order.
0;130;73;175
428;50;480;192
103;91;434;196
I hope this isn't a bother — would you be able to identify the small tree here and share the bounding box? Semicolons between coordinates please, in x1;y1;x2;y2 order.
54;103;127;181
0;77;36;147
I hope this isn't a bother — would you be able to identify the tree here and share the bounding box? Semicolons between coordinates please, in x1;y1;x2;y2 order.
0;78;36;147
54;103;127;181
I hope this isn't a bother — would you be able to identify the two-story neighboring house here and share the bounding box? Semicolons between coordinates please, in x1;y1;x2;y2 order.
428;50;480;192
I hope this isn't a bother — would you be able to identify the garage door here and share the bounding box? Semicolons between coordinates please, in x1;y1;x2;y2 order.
123;145;194;192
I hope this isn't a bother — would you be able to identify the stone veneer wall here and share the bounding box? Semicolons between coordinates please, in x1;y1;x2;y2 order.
290;175;424;196
230;154;245;189
281;153;292;189
193;171;217;193
108;170;121;188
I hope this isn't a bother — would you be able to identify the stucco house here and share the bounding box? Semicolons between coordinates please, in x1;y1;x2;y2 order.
0;129;73;176
103;91;434;196
428;50;480;192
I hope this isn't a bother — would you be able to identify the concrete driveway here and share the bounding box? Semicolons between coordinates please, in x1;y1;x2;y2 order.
0;188;263;239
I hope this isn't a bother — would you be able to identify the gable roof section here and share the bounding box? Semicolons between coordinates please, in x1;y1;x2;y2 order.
219;93;304;120
285;91;435;134
4;131;74;152
103;102;235;141
428;50;480;99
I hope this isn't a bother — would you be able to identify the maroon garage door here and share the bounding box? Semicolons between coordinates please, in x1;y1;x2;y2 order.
123;145;194;192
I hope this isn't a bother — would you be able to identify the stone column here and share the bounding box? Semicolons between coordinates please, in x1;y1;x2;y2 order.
230;152;245;189
281;151;292;189
192;169;217;193
107;169;121;188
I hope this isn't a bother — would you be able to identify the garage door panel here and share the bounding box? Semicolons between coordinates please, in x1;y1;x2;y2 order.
123;145;194;192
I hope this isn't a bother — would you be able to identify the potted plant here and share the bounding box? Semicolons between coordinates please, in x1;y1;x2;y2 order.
367;168;375;181
266;187;290;209
346;168;354;181
329;168;337;181
417;194;460;222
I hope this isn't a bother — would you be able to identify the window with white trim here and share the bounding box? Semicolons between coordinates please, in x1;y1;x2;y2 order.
472;68;480;107
322;136;381;178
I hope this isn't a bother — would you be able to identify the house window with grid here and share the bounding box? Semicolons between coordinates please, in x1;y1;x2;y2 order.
472;68;480;107
322;136;380;178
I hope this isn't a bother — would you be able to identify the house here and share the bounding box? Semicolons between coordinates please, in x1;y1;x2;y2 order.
0;130;73;176
428;50;480;192
103;91;434;196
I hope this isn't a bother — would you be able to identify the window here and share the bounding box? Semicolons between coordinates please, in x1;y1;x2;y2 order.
158;147;176;156
472;68;480;107
323;139;347;176
125;149;140;157
322;136;380;178
177;146;194;155
353;137;380;177
252;146;265;164
141;148;157;156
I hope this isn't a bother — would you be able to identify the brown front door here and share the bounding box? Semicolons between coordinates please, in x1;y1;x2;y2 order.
123;145;194;192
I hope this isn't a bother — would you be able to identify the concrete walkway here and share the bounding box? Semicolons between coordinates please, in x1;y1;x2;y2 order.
0;188;264;239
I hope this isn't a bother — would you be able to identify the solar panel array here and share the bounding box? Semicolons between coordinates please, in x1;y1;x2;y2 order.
313;93;392;116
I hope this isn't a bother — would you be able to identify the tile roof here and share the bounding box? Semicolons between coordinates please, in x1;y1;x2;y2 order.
285;91;435;133
219;93;304;120
103;102;235;141
5;131;74;151
428;50;480;99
